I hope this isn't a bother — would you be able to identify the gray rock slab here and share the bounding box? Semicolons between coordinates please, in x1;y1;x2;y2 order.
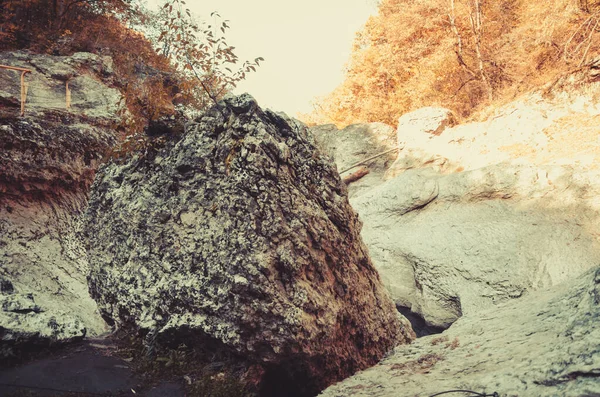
320;265;600;397
311;122;397;197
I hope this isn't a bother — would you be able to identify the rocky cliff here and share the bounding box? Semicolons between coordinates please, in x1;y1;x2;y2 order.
353;164;600;329
0;51;120;359
81;94;413;396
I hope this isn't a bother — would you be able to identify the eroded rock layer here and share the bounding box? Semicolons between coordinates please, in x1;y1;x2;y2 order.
352;164;600;329
81;94;413;396
0;117;115;359
0;51;119;359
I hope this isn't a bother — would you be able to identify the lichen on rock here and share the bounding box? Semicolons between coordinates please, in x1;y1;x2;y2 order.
81;93;413;396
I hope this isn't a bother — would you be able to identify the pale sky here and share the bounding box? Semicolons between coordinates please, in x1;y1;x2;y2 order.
147;0;378;117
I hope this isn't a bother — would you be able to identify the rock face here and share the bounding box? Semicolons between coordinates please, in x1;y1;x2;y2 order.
396;107;456;137
385;107;457;178
0;288;86;360
0;51;121;119
81;94;413;396
314;58;600;395
351;164;600;329
386;107;456;178
0;117;114;358
310;123;397;197
0;51;119;359
320;265;600;397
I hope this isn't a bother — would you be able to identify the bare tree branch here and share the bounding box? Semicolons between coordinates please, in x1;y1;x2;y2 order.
468;0;493;101
448;0;477;78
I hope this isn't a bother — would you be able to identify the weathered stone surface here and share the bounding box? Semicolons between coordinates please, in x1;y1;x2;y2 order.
0;290;86;359
320;265;600;397
0;197;107;353
352;164;600;328
386;107;457;178
311;123;397;197
0;51;120;358
81;94;413;396
387;63;600;179
0;117;115;200
397;107;456;137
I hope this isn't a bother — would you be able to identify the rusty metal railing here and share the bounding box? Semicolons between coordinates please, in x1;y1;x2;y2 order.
1;64;72;116
0;64;31;116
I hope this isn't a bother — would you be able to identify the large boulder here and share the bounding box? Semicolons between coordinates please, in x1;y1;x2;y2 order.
386;107;457;178
320;265;600;397
0;51;120;359
352;164;600;329
81;94;414;396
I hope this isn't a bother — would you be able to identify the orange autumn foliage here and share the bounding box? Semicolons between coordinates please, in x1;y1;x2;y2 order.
304;0;600;127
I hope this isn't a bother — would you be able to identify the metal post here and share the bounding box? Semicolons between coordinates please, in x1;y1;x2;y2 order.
66;81;71;110
0;65;32;116
20;71;29;116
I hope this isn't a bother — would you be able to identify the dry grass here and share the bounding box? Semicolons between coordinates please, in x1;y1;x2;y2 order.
499;112;600;168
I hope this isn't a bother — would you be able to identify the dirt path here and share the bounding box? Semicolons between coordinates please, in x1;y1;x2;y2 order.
0;337;184;397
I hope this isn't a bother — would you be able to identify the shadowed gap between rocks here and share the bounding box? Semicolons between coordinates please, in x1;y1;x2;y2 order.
259;358;327;397
395;305;448;337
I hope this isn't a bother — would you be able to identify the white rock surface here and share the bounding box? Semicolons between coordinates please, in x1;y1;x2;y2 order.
0;291;87;358
317;57;600;396
352;164;600;328
396;107;456;138
387;63;600;177
320;265;600;397
386;107;457;176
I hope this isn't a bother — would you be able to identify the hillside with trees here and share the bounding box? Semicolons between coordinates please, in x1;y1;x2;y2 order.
304;0;600;126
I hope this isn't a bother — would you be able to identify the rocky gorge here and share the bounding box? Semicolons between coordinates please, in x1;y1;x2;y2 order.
1;51;599;397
